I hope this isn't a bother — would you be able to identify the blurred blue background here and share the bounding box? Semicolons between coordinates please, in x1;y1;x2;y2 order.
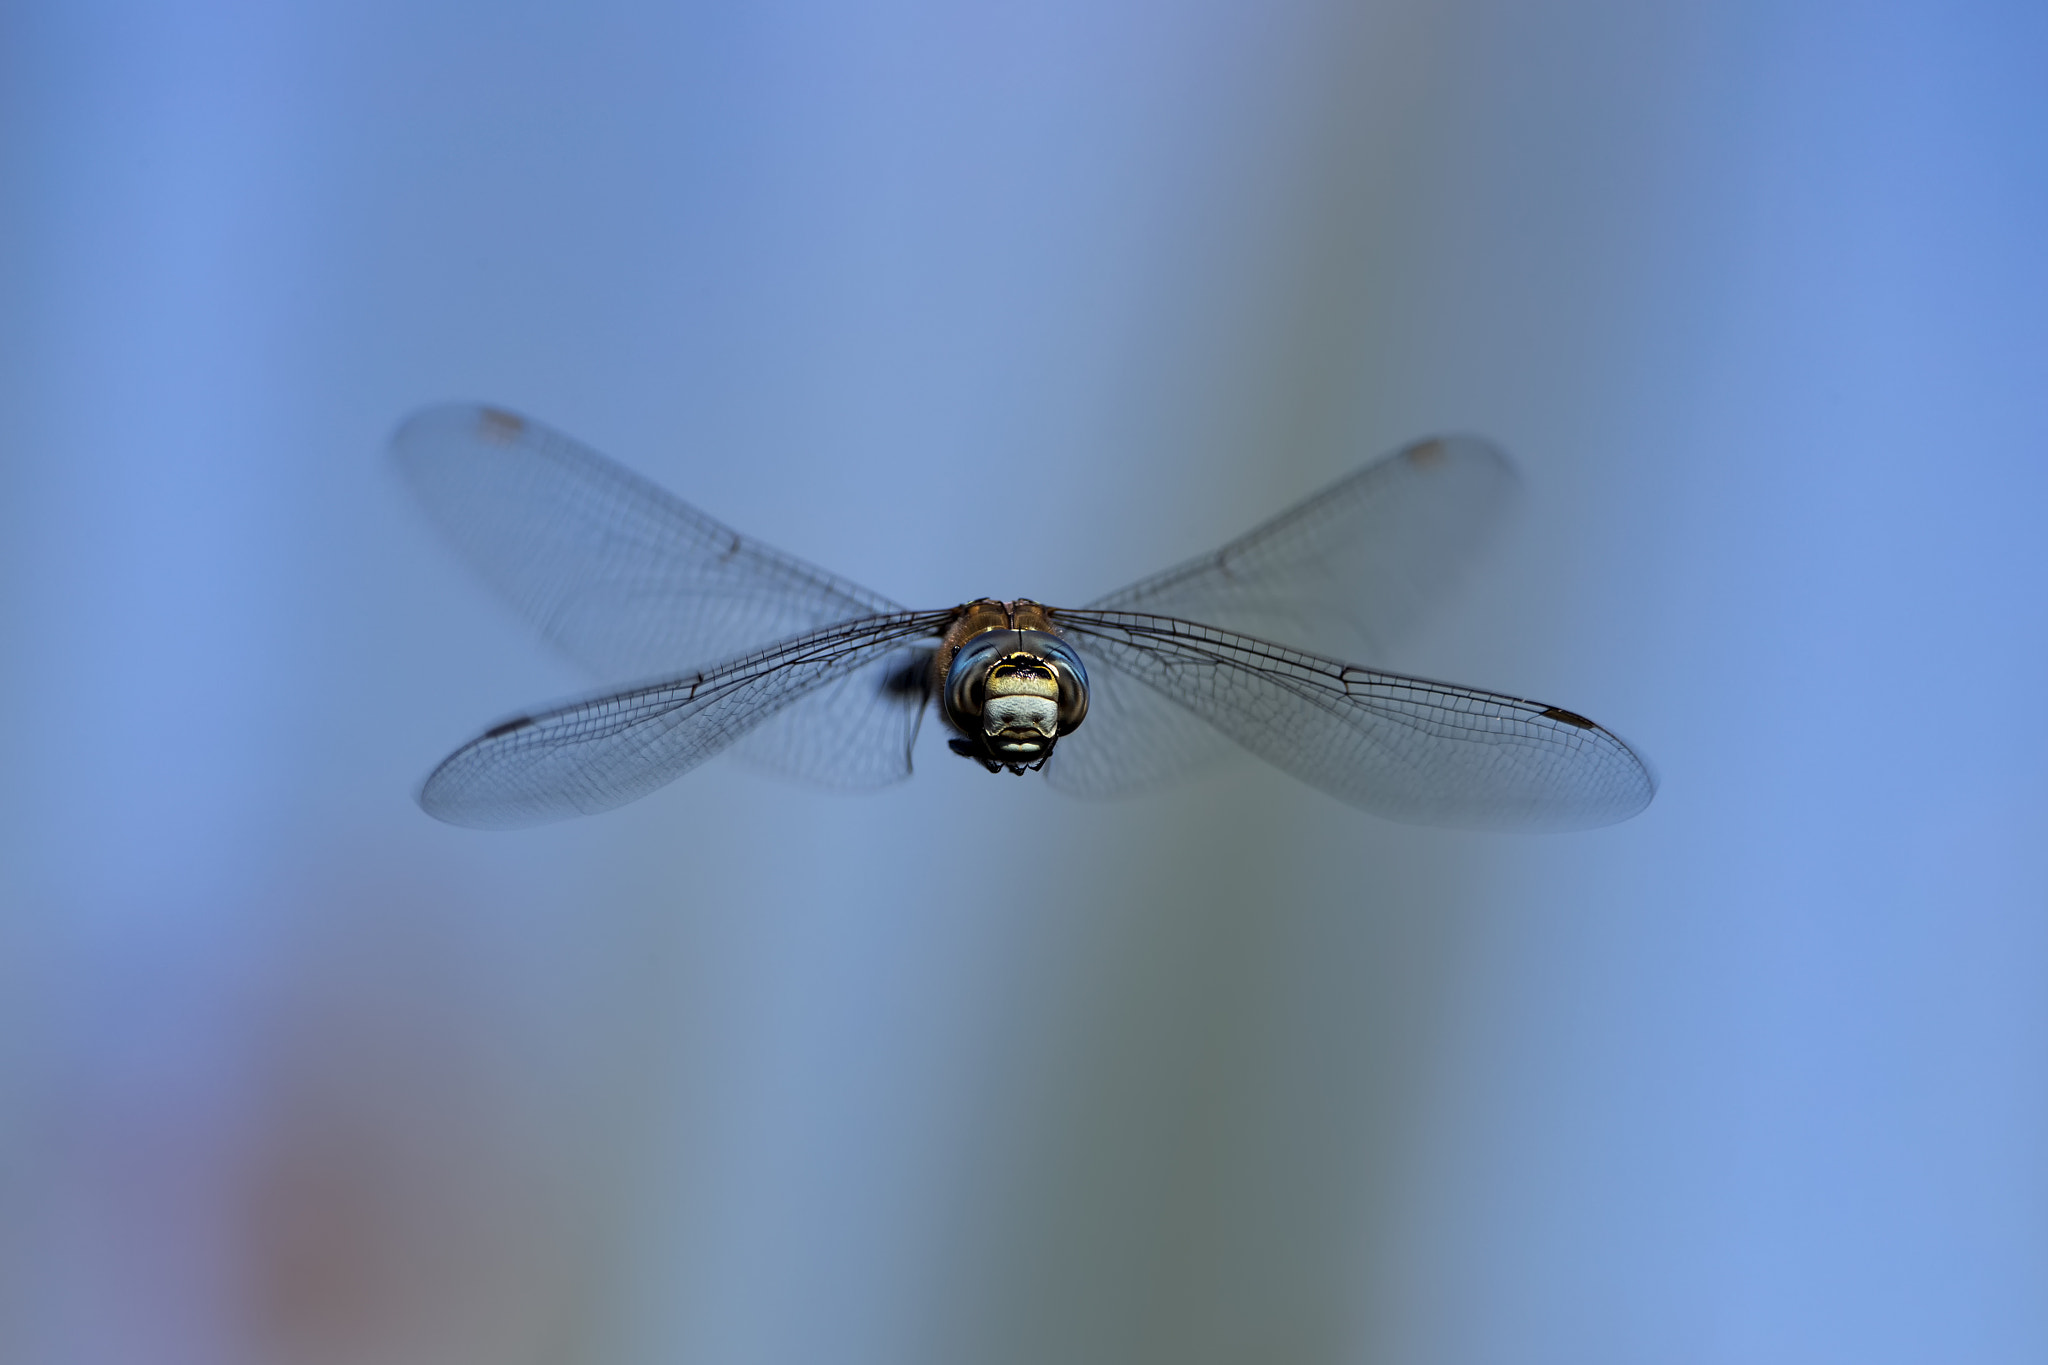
3;1;2045;1362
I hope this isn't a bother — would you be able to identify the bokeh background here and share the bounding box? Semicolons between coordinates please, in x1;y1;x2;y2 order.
4;1;2045;1362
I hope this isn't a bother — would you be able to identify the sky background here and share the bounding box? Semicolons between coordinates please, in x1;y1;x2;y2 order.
3;2;2045;1363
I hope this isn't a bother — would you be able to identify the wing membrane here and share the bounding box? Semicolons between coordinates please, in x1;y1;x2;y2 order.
393;404;903;679
1051;610;1653;830
419;612;952;828
1088;435;1519;662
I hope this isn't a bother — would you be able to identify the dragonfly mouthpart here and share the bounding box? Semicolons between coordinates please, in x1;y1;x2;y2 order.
983;657;1061;756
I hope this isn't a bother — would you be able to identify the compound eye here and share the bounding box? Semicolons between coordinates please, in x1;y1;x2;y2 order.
1037;643;1089;732
943;634;1009;724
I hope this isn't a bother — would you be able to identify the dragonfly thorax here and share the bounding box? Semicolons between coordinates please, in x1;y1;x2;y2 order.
937;604;1089;774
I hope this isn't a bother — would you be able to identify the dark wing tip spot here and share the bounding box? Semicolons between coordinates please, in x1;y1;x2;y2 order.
478;408;526;443
1405;438;1447;467
484;715;535;739
1538;705;1597;730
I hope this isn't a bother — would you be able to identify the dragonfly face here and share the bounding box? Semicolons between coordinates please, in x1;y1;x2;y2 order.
935;600;1090;774
394;403;1655;830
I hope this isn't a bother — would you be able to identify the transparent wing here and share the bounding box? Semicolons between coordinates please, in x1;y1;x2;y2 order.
1088;435;1520;662
392;403;904;679
419;612;953;828
1050;610;1654;830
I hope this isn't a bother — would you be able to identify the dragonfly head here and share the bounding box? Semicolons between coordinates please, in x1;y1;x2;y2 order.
942;628;1089;774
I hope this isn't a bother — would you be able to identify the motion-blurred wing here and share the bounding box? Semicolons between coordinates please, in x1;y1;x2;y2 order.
725;646;937;790
393;403;904;679
419;612;952;828
1087;435;1519;662
1051;610;1654;830
1040;651;1230;800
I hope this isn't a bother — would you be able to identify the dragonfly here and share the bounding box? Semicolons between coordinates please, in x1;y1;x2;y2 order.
396;404;1654;831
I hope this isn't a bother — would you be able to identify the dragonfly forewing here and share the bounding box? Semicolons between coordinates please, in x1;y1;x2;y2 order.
1086;435;1520;663
394;404;906;679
